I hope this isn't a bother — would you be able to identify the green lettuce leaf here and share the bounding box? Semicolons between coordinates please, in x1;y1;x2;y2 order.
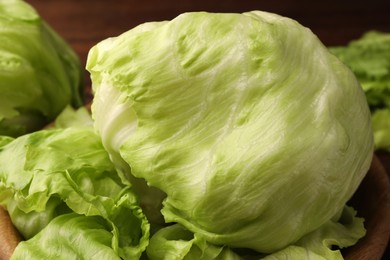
371;108;390;150
263;206;365;260
147;206;364;260
0;126;149;259
0;0;84;137
87;10;373;254
53;105;93;129
147;224;242;260
11;213;122;260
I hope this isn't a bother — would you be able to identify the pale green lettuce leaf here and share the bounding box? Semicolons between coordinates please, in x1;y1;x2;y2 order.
11;213;121;260
147;206;364;260
0;135;14;147
264;206;365;260
87;11;373;254
53;105;93;129
147;224;242;260
371;108;390;150
0;0;84;137
0;126;149;259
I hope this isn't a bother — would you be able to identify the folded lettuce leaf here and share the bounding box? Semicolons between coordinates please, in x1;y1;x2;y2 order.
147;224;242;260
147;206;364;260
263;206;365;260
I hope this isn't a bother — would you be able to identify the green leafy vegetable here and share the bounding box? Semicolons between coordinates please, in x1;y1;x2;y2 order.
11;213;123;260
147;224;242;260
87;10;373;258
371;108;390;149
0;126;149;259
262;206;365;260
329;31;390;150
146;206;365;260
53;105;93;129
0;0;84;137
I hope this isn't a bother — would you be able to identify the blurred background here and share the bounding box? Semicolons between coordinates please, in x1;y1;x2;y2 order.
25;0;390;66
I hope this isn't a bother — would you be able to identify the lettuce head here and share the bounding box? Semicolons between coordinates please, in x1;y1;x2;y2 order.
0;0;84;137
86;11;374;257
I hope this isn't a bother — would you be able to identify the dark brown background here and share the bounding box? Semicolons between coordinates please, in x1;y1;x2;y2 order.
25;0;390;66
24;0;390;257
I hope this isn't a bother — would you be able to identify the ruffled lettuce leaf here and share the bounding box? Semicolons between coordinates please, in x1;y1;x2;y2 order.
0;126;149;259
264;206;365;260
147;207;364;260
147;224;242;260
11;213;122;260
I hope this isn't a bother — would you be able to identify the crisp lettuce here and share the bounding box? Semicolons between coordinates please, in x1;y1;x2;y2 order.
263;206;365;260
0;0;84;137
147;224;242;260
87;10;373;258
330;31;390;150
53;105;93;129
11;213;124;260
371;108;390;149
0;127;149;259
146;206;365;260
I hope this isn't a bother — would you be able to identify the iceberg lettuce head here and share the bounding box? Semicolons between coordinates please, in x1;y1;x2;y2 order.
86;11;374;257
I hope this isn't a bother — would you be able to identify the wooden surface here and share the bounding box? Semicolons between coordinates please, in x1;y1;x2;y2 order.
12;0;390;259
0;207;22;260
344;156;390;260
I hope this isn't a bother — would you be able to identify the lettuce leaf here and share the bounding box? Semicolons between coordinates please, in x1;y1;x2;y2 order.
147;224;242;260
11;213;122;260
147;207;364;260
0;126;149;259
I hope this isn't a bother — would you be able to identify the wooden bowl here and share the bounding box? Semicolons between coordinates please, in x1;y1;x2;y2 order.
0;206;22;260
343;155;390;259
0;154;389;259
